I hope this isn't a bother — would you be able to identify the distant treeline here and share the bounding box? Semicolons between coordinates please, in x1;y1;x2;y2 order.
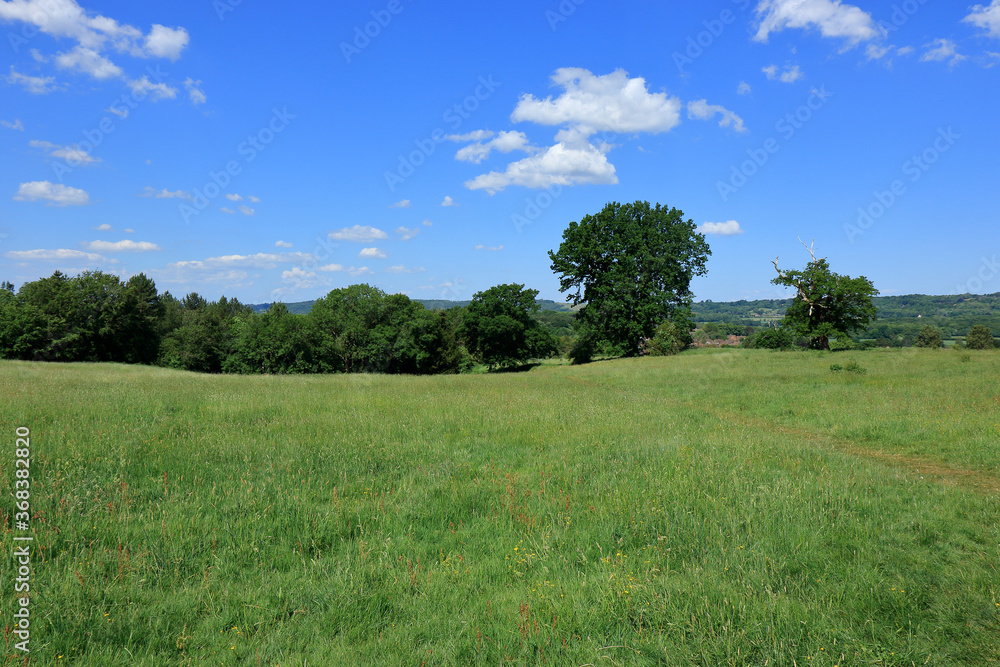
0;271;575;374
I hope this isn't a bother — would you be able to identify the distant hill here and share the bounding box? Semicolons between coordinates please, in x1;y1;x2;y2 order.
251;298;575;314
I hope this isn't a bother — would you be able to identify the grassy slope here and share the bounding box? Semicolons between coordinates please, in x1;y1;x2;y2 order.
1;350;998;665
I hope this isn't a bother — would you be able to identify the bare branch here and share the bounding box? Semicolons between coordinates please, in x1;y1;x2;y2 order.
797;234;817;262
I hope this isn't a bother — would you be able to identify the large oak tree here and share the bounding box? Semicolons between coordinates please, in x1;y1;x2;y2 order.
548;201;710;360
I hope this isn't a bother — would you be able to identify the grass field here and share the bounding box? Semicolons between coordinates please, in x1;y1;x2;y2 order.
2;349;999;665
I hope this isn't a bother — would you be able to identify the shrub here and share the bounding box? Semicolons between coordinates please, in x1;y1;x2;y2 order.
742;328;794;350
644;322;687;356
829;363;843;372
915;325;943;349
845;361;866;374
965;325;995;350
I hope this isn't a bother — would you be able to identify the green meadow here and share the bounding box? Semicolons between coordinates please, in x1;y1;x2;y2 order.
2;349;999;665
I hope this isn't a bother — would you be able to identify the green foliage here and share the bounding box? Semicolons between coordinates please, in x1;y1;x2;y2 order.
829;362;843;372
741;328;795;350
965;324;995;350
915;325;944;349
644;321;687;356
461;283;557;370
845;361;866;374
772;256;879;350
549;201;710;358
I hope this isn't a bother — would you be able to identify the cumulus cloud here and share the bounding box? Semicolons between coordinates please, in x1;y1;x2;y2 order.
183;77;206;105
248;195;260;203
511;68;683;142
14;180;89;206
329;225;388;242
465;142;617;194
441;196;458;207
30;139;100;165
389;199;411;208
358;247;387;259
737;81;752;96
6;67;61;94
238;205;254;216
762;64;804;82
687;100;747;133
1;118;24;130
5;248;105;262
83;240;161;252
386;265;425;274
349;266;373;277
921;39;967;66
753;0;882;45
964;0;1000;38
139;186;193;200
0;2;189;96
317;264;345;272
127;76;177;100
445;130;495;142
395;226;420;241
167;252;314;271
220;207;235;214
474;244;504;251
143;24;189;60
225;193;242;201
422;219;433;227
55;45;122;79
454;131;534;164
275;240;293;248
94;223;113;231
697;220;744;236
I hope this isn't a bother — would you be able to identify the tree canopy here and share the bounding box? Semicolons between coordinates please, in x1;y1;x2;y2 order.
461;283;557;370
548;201;710;360
771;245;878;350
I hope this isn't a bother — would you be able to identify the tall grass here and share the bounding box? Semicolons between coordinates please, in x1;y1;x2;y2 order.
2;349;998;665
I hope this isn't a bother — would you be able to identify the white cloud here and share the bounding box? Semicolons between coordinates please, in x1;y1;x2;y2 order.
474;244;504;251
143;24;189;60
359;247;387;259
395;226;420;241
454;130;534;164
753;0;881;45
686;100;747;133
106;106;128;119
183;77;206;105
329;225;388;242
763;64;804;82
697;220;744;236
220;207;235;214
441;195;458;207
30;139;100;165
127;76;177;101
464;142;617;194
238;205;254;216
422;219;433;227
6;67;61;94
275;240;293;248
445;130;495;142
139;186;193;200
965;0;1000;38
896;46;915;56
55;45;122;79
317;263;345;272
386;265;425;274
83;240;161;252
389;199;411;208
167;252;314;271
14;180;89;206
123;228;135;233
225;193;242;201
737;81;752;96
349;266;373;277
30;48;46;62
5;248;104;262
511;68;682;142
921;39;967;66
1;119;25;131
94;223;113;231
248;195;260;203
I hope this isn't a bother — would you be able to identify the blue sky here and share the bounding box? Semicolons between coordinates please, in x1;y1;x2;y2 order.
1;0;998;305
